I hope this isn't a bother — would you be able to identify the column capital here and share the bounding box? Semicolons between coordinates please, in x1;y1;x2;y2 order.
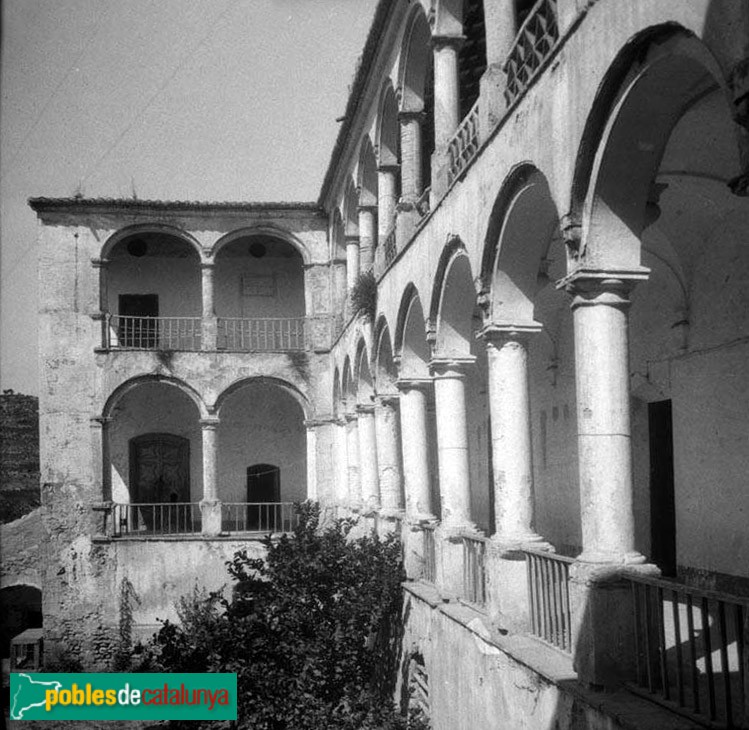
345;233;360;246
375;392;400;408
199;416;220;429
91;416;112;427
355;403;376;416
357;204;378;216
479;323;543;345
91;258;110;269
429;356;476;378
303;417;335;429
377;163;400;175
398;109;426;124
557;268;650;309
431;34;466;51
344;411;358;423
396;377;431;393
200;261;215;270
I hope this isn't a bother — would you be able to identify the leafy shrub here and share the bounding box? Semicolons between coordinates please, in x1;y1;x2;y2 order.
140;503;427;730
350;270;377;321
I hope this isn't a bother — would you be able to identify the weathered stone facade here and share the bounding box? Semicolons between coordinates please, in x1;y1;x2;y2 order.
28;0;749;727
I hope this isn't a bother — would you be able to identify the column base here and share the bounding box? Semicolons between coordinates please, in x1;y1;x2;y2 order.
576;549;648;565
200;499;222;536
569;560;660;690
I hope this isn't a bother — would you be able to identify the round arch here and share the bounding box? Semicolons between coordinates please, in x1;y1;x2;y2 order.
430;237;477;357
397;5;432;113
373;317;398;394
342;356;356;409
570;25;732;268
395;284;431;379
357;136;379;208
354;338;375;404
102;375;207;420
214;376;310;419
376;82;400;167
101;223;203;261
343;177;360;236
211;225;310;264
481;165;561;325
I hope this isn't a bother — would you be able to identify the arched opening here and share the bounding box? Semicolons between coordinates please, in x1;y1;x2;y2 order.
458;0;487;119
216;380;307;511
433;249;491;532
213;234;305;352
107;379;203;534
106;229;201;350
1;585;42;667
397;288;440;518
577;28;749;585
400;8;435;196
484;167;577;552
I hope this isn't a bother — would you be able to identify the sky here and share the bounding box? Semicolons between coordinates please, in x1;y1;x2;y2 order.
0;0;377;395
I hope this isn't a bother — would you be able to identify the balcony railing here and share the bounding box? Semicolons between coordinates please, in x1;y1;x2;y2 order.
627;574;749;728
383;226;397;266
423;524;437;584
503;0;560;107
217;317;305;351
221;502;298;534
448;100;481;185
108;315;201;350
523;548;574;653
461;534;487;607
112;502;201;536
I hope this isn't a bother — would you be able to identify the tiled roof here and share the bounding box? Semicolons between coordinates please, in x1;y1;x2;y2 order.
28;197;324;214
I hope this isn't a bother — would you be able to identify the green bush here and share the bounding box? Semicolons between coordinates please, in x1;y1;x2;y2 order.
139;503;428;730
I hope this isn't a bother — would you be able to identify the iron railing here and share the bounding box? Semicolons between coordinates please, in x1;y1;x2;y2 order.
503;0;560;107
447;100;481;185
221;502;298;533
112;502;201;536
627;574;749;728
461;534;488;607
384;226;397;266
217;317;305;351
524;548;574;652
423;525;437;584
108;315;201;350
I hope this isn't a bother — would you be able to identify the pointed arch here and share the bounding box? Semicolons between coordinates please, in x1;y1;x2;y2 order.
377;82;400;167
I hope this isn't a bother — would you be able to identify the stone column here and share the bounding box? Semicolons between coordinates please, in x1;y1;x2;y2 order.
481;325;549;631
430;357;476;531
568;277;644;565
200;416;221;535
357;404;380;513
396;379;434;521
482;325;545;546
480;0;516;135
91;416;112;536
432;35;464;150
201;262;217;350
374;394;404;515
357;205;377;273
565;272;657;689
345;412;362;509
398;111;424;204
378;165;399;240
91;258;110;348
334;417;350;509
305;421;318;501
345;234;360;290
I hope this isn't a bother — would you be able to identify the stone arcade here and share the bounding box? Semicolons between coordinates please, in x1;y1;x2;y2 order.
27;1;749;728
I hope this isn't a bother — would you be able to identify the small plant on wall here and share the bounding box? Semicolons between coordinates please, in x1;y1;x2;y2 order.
350;270;377;321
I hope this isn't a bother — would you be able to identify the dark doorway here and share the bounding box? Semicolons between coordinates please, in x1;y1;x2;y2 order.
247;464;280;530
119;294;158;347
649;400;676;576
130;433;191;532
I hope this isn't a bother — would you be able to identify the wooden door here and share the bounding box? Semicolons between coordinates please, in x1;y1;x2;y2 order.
130;434;190;532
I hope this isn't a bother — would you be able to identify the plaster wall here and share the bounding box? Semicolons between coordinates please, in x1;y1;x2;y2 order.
217;383;307;503
215;253;304;319
107;256;201;317
113;538;267;633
